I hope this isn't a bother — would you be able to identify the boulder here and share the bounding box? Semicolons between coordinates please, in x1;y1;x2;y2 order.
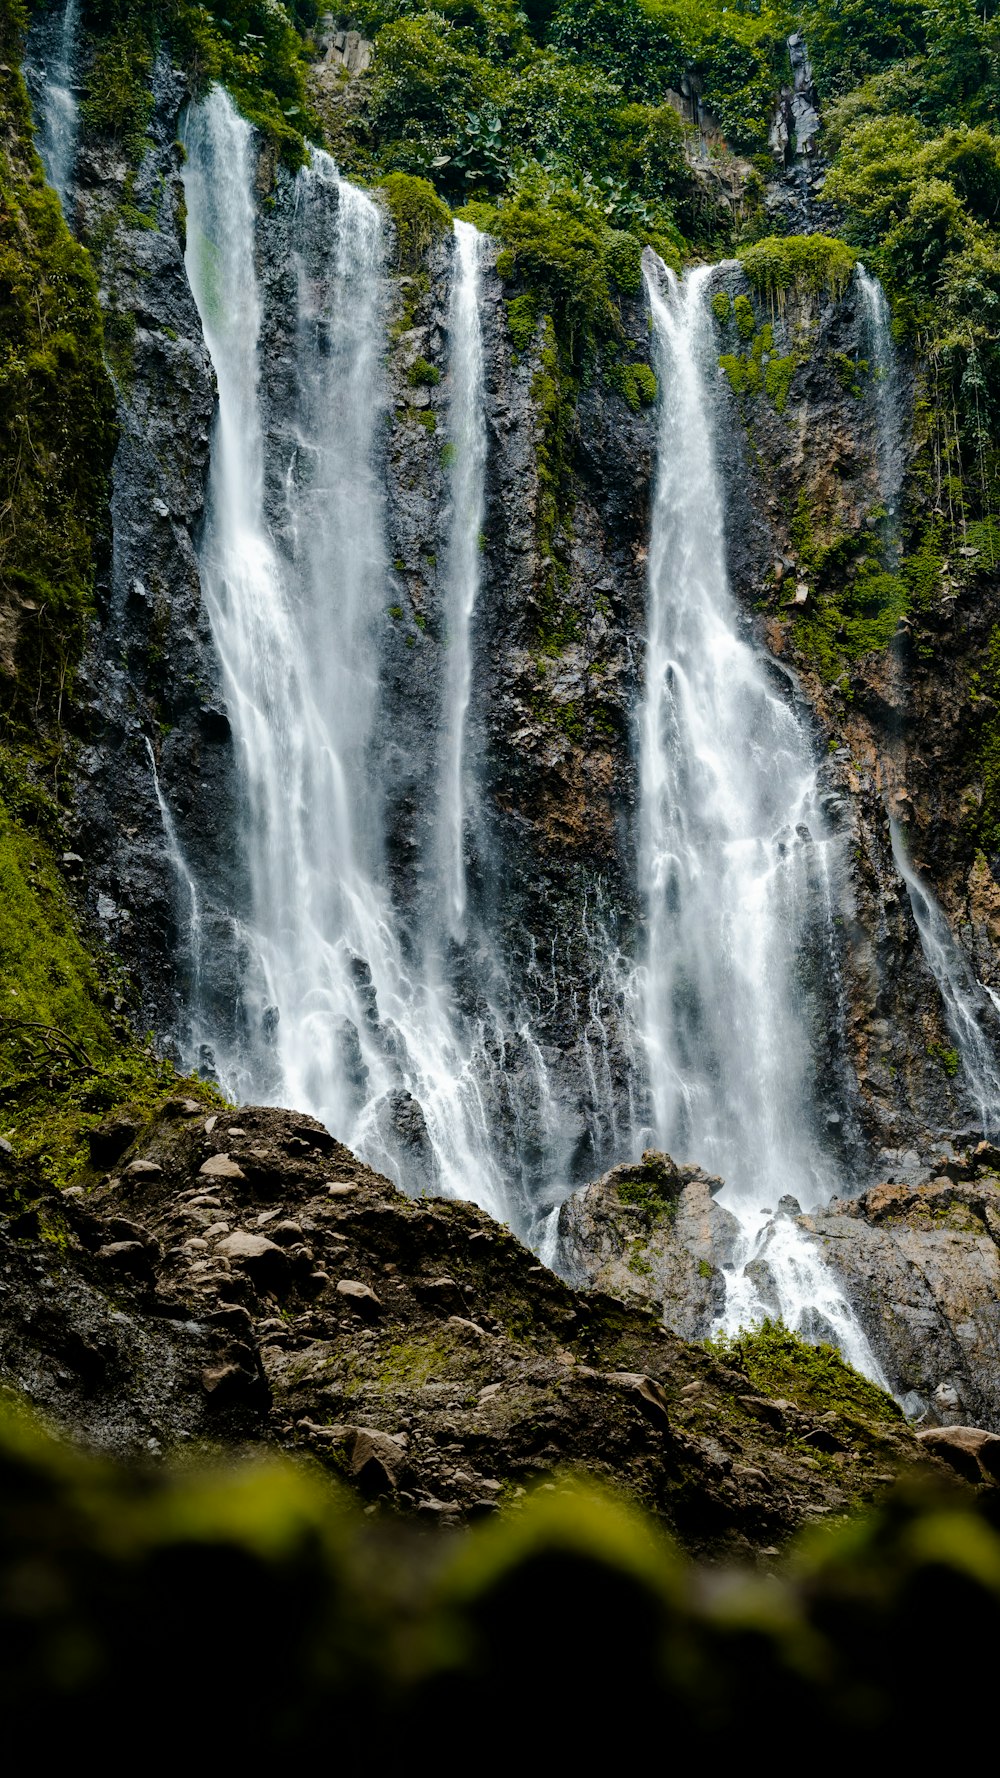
199;1154;245;1181
336;1279;383;1319
558;1150;738;1339
803;1176;1000;1431
347;1427;407;1495
917;1425;1000;1484
217;1230;288;1290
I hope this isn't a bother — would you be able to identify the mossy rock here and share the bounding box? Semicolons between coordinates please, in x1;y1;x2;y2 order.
379;173;451;271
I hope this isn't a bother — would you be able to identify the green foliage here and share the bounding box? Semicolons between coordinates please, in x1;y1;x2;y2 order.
365;12;500;177
718;309;797;414
829;350;870;396
7;1406;1000;1758
169;0;320;166
0;744;218;1188
927;1041;960;1078
0;40;116;723
711;290;732;323
80;21;154;154
379;171;452;269
77;1;319;169
506;290;539;353
706;1318;901;1424
739;234;859;309
614;1161;679;1220
816;17;1000;520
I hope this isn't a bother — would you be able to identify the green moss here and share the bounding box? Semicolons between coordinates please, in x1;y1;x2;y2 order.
407;356;440;387
830;350;870;396
0;48;116;724
607;360;658;412
0;749;219;1190
733;293;756;339
507;291;539;354
719;318;797;413
705;1319;901;1424
399;405;437;432
698;1259;713;1279
720;349;762;398
711;290;732;324
764;350;797;413
627;1248;653;1277
927;1042;960;1077
614;1163;679;1222
379;173;451;272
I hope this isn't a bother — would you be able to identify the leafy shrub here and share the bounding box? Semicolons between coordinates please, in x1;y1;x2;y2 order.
608;360;658;411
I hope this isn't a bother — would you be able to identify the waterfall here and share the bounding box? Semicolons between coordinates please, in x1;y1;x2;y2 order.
890;821;1000;1135
639;253;882;1376
180;88;517;1216
857;265;905;556
32;0;81;214
437;220;487;940
859;271;1000;1130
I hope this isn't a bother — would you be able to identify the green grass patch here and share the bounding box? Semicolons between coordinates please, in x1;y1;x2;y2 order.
706;1319;901;1424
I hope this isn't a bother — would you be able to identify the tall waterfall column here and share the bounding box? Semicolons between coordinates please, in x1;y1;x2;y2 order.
639;251;883;1376
181;92;516;1219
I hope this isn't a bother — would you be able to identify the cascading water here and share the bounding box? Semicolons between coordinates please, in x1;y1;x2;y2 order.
32;0;80;214
180;88;515;1217
639;253;882;1375
890;822;1000;1135
857;265;905;560
437;219;487;940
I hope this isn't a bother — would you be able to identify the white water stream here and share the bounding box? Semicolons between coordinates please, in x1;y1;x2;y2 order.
640;254;883;1375
33;0;80;213
437;219;487;940
180;88;520;1215
857;265;906;561
890;822;1000;1136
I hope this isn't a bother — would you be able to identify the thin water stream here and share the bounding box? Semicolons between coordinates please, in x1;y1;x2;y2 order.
858;266;1000;1133
33;0;80;214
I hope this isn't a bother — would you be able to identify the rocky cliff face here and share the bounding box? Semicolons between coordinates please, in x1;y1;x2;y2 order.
15;7;1000;1444
52;48;244;1055
47;32;997;1182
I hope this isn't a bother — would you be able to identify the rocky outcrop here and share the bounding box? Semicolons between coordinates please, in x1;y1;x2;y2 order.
803;1157;1000;1430
557;1151;739;1337
0;1107;942;1557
